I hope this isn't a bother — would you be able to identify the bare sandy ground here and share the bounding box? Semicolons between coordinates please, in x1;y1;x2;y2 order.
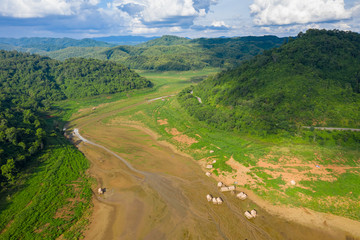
70;122;357;240
211;156;360;238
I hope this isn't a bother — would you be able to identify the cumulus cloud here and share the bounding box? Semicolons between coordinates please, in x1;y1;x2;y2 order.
250;0;352;26
192;20;230;31
211;20;229;28
142;0;196;23
0;0;99;18
117;3;145;16
0;0;223;37
193;0;219;13
111;0;218;27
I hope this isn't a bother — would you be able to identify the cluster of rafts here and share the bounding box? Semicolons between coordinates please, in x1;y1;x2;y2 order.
206;181;257;220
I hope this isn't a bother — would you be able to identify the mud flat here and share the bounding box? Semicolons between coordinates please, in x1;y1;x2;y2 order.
72;124;356;240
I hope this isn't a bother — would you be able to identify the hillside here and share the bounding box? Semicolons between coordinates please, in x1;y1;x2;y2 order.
92;35;158;45
45;35;286;70
179;29;360;134
0;50;151;187
0;37;114;53
137;35;190;47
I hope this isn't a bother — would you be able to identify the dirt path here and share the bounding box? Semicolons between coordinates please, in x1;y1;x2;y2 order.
303;126;360;131
72;125;348;240
74;128;142;174
147;95;175;102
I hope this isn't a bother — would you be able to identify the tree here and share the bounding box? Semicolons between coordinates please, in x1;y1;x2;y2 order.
1;158;16;182
36;128;46;140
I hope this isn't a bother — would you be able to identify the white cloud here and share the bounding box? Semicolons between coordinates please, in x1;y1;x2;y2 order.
142;0;197;22
111;0;217;24
333;21;351;30
131;27;160;34
169;26;183;32
250;0;352;26
352;3;360;16
0;0;223;37
211;20;229;28
0;0;99;18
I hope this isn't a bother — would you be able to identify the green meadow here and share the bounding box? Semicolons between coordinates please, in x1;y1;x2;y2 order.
0;131;92;239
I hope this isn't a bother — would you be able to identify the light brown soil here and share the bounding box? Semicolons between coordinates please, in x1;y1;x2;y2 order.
0;220;13;235
157;119;168;125
166;127;198;145
237;188;360;239
219;152;359;191
72;122;357;240
166;127;181;136
256;152;358;184
217;156;261;186
209;155;360;238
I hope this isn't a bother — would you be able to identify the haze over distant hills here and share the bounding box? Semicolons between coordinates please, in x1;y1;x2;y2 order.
91;35;158;45
0;37;115;54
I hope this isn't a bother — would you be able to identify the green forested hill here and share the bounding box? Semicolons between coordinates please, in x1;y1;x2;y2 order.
45;35;286;70
137;35;190;47
0;50;151;186
0;37;114;53
92;35;157;45
56;58;151;98
41;46;109;61
179;29;360;134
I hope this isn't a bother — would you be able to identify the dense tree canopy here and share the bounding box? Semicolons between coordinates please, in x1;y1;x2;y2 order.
0;37;114;53
179;29;360;135
0;50;152;185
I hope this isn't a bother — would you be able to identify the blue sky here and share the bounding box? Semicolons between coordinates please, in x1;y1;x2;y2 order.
0;0;359;38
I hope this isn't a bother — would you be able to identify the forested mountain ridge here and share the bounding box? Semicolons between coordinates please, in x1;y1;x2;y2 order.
179;29;360;134
92;35;158;45
137;35;191;47
0;50;151;186
0;37;114;53
0;35;286;71
45;35;286;70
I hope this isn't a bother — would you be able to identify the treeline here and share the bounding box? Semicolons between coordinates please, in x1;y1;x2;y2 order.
56;58;151;98
0;50;152;186
178;29;360;140
45;35;286;71
178;89;360;146
0;97;46;183
0;51;151;101
0;37;114;53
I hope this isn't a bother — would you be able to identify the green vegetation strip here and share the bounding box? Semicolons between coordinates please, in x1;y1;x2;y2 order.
0;135;92;240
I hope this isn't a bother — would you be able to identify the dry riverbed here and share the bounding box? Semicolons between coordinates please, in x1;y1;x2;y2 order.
69;122;357;240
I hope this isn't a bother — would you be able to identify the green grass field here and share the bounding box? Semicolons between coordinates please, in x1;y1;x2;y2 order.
0;132;92;239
